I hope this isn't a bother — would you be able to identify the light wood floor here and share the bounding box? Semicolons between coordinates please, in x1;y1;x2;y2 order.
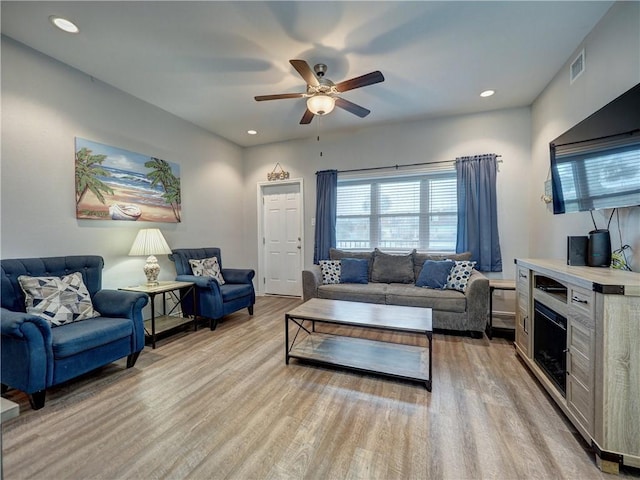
2;296;639;479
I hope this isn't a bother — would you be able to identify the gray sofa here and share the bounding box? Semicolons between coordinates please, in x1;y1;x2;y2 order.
302;248;489;337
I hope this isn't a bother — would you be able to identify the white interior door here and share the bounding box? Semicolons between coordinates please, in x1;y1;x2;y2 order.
261;182;302;296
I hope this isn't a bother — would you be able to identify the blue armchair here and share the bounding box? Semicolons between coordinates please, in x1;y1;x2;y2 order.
1;256;148;409
170;248;255;330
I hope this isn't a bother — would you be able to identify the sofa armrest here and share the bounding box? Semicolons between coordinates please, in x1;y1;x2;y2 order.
221;268;255;284
302;265;323;302
93;290;149;318
465;270;490;332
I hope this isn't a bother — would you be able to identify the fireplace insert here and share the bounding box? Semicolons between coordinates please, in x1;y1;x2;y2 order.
533;300;567;396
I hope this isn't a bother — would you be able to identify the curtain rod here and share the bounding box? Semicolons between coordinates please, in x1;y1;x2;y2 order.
325;155;502;175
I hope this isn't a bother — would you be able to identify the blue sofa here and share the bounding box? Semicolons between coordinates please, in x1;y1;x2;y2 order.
1;256;148;409
170;248;255;330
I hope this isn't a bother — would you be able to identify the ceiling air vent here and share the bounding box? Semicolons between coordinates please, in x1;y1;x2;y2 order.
570;49;585;84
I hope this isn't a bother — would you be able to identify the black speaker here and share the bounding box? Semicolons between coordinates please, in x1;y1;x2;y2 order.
567;236;588;266
588;229;611;267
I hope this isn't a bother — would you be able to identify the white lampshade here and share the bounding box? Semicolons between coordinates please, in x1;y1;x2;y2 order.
306;95;335;115
129;228;172;256
129;229;172;286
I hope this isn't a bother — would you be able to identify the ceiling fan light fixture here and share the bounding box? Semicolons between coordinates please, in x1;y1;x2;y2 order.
307;95;335;116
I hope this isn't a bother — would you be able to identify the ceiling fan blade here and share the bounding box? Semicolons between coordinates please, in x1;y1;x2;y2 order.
335;97;371;118
335;71;385;93
290;59;320;87
300;109;315;124
255;93;305;101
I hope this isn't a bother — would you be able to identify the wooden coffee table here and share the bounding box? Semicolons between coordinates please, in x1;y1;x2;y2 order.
285;298;432;390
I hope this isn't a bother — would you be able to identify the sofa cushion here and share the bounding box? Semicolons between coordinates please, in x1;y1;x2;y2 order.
220;283;254;302
17;272;100;326
385;284;467;312
413;251;472;279
340;258;369;284
446;261;477;293
189;257;225;285
318;283;387;304
320;260;341;284
329;249;374;277
416;260;455;289
51;317;133;359
371;249;415;284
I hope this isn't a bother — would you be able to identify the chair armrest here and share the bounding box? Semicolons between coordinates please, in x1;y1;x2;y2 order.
1;308;51;338
465;271;490;331
93;290;149;318
302;265;323;302
176;274;221;293
93;291;148;353
1;308;54;392
175;274;225;320
221;268;255;284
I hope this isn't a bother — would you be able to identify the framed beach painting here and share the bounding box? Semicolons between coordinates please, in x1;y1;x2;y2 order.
75;138;181;223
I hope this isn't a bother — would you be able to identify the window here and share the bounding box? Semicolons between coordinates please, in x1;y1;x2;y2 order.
336;170;457;252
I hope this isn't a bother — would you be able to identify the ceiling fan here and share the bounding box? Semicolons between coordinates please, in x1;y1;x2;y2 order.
255;59;385;124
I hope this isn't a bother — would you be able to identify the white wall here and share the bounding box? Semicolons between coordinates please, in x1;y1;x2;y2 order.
1;37;245;289
244;107;532;282
530;1;640;271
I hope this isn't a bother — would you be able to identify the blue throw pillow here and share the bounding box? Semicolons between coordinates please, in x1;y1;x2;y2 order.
416;259;455;289
340;258;369;284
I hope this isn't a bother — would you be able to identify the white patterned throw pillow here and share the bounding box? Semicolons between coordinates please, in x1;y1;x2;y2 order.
189;257;225;285
319;260;341;285
446;260;477;293
17;272;100;326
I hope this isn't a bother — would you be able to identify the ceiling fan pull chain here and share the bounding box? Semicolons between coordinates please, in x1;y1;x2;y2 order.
317;117;323;157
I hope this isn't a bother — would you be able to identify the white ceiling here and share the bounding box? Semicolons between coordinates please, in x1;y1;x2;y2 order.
1;1;614;147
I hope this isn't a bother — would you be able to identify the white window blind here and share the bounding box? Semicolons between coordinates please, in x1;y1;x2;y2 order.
336;169;457;252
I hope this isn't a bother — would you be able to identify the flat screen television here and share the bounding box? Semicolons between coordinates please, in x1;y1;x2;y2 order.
549;83;640;214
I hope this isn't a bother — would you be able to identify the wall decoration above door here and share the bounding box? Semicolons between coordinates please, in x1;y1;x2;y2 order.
75;138;181;223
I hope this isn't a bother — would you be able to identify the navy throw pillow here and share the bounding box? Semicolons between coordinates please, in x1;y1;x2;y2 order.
340;258;369;284
416;259;455;289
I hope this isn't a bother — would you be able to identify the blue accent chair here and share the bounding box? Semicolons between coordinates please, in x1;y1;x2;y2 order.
169;248;255;330
1;256;148;409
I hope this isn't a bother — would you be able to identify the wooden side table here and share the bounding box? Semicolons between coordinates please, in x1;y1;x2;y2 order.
486;279;516;340
120;281;196;349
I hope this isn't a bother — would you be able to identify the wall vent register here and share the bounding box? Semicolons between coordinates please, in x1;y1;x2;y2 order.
570;49;585;84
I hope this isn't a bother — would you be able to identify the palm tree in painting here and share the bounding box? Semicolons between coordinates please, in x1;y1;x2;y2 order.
145;157;182;222
75;147;114;205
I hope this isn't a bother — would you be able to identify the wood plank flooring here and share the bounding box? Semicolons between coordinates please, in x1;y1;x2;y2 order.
2;296;639;479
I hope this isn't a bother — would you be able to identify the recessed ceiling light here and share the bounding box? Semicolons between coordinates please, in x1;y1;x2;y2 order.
247;130;257;135
49;16;79;33
480;90;495;98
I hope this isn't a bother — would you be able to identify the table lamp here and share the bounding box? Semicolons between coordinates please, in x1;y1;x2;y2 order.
128;228;172;286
